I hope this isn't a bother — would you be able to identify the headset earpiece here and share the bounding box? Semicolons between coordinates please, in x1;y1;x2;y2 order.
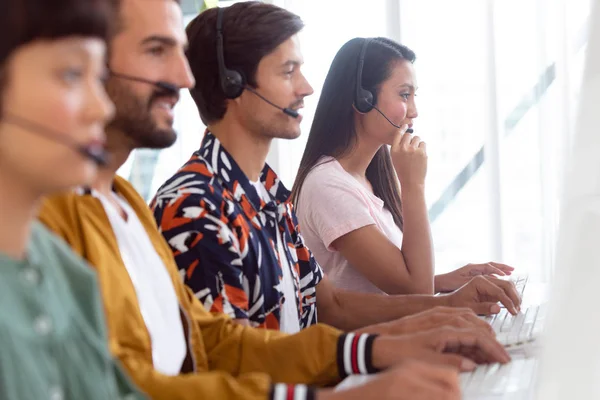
354;38;376;113
355;86;375;113
221;68;244;99
216;7;245;99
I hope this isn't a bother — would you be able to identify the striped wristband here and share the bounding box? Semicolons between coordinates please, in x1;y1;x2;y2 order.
337;333;379;378
269;384;316;400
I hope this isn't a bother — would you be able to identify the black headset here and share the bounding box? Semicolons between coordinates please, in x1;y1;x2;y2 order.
213;7;300;118
354;38;376;113
353;38;412;131
216;7;244;99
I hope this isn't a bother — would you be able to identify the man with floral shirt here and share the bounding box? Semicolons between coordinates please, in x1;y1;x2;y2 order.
154;129;327;330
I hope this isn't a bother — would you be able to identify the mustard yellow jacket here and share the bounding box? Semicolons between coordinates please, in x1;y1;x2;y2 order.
38;177;376;400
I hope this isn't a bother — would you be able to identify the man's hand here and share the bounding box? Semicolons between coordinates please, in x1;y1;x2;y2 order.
357;306;495;337
371;326;511;372
442;275;521;315
318;361;461;400
435;262;515;293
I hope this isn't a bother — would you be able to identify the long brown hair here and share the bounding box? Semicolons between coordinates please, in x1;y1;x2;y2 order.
291;37;416;230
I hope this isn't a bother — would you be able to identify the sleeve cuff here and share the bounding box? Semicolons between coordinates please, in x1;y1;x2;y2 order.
269;384;316;400
322;219;376;250
336;333;379;378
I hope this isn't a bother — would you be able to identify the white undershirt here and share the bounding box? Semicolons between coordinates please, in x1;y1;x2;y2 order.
251;181;301;334
95;191;186;376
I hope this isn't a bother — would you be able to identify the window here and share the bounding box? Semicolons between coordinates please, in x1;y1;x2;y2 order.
396;0;589;279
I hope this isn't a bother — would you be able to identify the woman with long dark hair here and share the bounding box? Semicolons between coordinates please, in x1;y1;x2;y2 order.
0;0;144;397
292;37;514;295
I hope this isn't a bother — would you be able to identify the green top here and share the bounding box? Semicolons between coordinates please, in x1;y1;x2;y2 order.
0;222;146;400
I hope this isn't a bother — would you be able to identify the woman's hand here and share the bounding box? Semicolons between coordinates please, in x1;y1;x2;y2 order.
391;126;427;188
435;262;515;293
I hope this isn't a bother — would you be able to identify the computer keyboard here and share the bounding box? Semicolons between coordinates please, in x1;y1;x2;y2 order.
485;304;546;347
484;275;547;347
461;356;537;399
337;357;538;398
512;275;528;299
337;275;547;398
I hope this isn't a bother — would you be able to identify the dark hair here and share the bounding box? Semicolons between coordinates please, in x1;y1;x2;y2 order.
0;0;114;112
291;37;416;230
185;1;304;124
111;0;181;33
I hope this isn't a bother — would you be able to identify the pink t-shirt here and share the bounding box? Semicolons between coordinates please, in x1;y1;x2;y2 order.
295;157;404;294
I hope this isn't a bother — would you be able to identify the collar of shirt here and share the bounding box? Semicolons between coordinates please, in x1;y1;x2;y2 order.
197;131;291;217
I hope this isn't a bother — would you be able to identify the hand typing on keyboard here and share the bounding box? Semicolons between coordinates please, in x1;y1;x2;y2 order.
357;306;495;337
460;356;537;397
371;326;511;373
331;360;461;400
442;276;522;316
435;262;515;293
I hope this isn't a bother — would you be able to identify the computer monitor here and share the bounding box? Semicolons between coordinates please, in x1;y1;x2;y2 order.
536;0;600;397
